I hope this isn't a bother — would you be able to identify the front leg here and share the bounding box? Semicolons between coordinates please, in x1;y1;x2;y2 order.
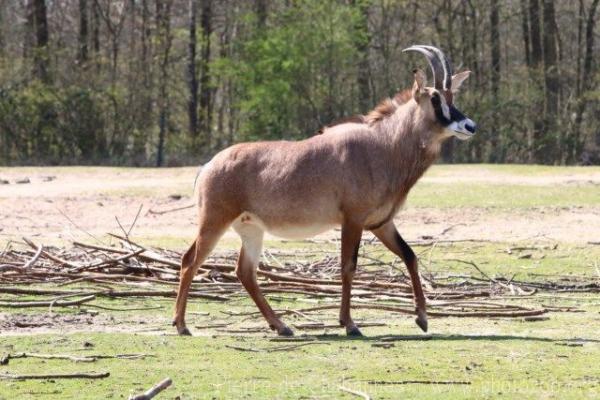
339;220;363;336
371;221;428;332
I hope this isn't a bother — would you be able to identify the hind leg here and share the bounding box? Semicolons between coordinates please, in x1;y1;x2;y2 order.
234;222;293;336
372;221;428;332
173;212;230;335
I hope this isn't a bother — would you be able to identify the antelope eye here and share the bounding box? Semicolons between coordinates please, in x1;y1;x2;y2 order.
431;93;441;106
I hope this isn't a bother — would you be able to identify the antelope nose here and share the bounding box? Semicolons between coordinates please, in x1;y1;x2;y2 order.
464;120;476;134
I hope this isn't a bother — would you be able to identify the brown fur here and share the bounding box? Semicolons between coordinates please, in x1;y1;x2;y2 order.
364;89;413;126
173;74;469;337
315;115;365;135
318;90;412;133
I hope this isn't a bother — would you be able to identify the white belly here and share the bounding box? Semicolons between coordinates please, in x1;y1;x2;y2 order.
268;223;337;239
234;212;337;239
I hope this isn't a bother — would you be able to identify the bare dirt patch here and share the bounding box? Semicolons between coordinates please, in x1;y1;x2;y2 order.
1;166;599;246
0;311;171;336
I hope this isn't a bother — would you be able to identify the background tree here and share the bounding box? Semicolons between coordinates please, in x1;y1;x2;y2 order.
489;0;501;162
0;0;599;166
187;0;198;139
33;0;50;84
198;0;212;145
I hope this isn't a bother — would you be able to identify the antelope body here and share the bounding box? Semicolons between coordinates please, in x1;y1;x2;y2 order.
173;45;476;336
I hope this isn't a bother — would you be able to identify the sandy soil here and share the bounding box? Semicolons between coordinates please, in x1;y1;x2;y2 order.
0;166;599;247
0;310;177;336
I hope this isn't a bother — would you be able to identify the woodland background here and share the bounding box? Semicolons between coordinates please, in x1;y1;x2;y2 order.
0;0;599;166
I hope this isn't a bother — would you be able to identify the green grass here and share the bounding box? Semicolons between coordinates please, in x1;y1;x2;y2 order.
403;242;600;281
408;182;599;208
426;164;600;177
2;165;600;399
1;242;600;399
1;312;599;399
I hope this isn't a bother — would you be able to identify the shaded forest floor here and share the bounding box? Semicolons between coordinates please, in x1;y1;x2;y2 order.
1;165;599;399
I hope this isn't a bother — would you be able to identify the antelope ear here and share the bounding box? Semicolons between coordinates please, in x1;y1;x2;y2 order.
451;70;471;92
412;68;427;98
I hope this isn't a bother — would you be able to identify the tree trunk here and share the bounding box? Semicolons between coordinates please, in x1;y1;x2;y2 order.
91;0;100;72
187;0;199;139
24;1;34;61
198;0;213;146
0;3;4;58
128;0;137;78
575;0;584;97
156;0;173;167
255;0;267;29
572;0;600;162
33;0;49;83
542;0;559;163
353;0;371;113
520;0;530;67
434;0;455;163
78;0;89;66
489;0;501;162
528;0;542;67
528;0;544;163
466;1;480;89
141;0;152;105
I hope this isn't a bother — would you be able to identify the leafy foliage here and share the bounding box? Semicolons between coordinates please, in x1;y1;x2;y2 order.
0;0;599;165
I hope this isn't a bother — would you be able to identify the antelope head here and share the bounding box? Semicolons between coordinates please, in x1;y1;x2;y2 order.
402;45;476;140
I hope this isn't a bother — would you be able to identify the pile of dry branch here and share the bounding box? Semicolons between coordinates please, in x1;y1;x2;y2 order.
1;235;597;319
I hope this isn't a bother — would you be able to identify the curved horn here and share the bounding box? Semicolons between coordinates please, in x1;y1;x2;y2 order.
419;45;453;91
402;45;444;90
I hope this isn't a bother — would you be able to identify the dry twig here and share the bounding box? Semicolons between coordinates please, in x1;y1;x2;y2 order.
128;377;172;400
0;372;110;380
339;385;371;400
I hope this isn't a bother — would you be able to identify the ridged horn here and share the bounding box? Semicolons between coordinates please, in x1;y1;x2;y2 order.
402;45;453;91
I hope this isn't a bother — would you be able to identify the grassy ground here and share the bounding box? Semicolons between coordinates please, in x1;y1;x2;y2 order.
1;165;600;399
1;241;599;399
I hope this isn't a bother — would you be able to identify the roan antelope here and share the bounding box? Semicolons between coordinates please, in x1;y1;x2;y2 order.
174;45;476;336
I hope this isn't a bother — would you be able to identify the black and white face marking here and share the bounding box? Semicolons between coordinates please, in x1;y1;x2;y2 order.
430;92;476;140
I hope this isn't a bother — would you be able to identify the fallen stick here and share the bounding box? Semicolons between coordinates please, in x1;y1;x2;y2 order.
92;354;153;360
6;352;96;363
368;380;471;385
85;304;163;312
129;377;172;400
0;287;228;301
5;353;154;363
224;344;260;352
0;295;95;308
22;243;43;268
22;237;80;269
339;385;371;400
194;323;232;329
217;327;267;333
73;249;145;271
295;304;547;318
225;342;329;352
266;342;330;352
73;241;131;254
148;203;194;215
293;322;386;330
0;372;110;380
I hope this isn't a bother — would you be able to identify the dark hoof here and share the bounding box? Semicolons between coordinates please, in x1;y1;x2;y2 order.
177;326;192;336
415;315;428;333
277;326;294;337
346;325;363;337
